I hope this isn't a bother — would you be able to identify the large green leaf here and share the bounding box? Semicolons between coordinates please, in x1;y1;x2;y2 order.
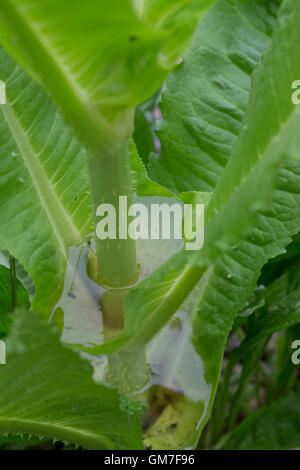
75;0;300;448
222;392;300;450
186;0;300;439
145;0;300;350
149;0;279;192
0;0;214;152
0;309;144;450
0;48;93;316
192;0;300;364
79;0;300;355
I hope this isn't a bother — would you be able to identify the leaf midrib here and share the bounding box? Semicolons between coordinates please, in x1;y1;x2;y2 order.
208;105;300;221
1;101;82;258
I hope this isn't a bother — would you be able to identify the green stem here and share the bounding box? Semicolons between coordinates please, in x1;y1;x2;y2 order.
273;331;288;382
227;369;250;431
227;337;269;431
9;255;17;311
107;348;148;395
87;138;138;288
213;351;237;441
102;288;149;393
